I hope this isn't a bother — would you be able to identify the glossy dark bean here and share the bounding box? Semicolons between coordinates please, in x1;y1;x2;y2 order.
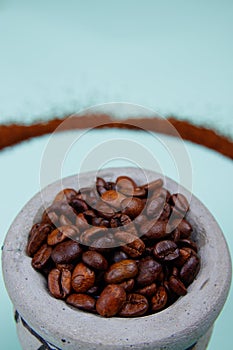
180;254;200;286
121;197;144;219
82;251;108;270
72;262;95;293
92;217;109;227
110;213;131;228
115;231;145;258
142;178;163;194
118;293;149;317
170;193;189;214
136;283;157;297
159;202;171;221
48;268;71;299
101;190;126;209
169;276;187;296
75;213;89;231
66;294;96;312
178;238;198;252
141;220;168;240
96;284;126;317
47;225;79;245
70;198;89;213
151;286;168;312
27;223;52;256
153;240;179;261
136;257;162;286
41;210;59;227
105;260;138;284
31;244;52;270
116;176;136;196
95;201;116;219
51;240;82;264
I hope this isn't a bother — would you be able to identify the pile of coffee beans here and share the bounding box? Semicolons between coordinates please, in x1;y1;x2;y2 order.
26;175;200;317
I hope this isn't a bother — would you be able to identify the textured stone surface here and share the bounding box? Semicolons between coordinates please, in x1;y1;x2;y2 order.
2;167;232;350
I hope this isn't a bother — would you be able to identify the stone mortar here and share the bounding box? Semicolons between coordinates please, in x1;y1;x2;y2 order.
2;167;232;350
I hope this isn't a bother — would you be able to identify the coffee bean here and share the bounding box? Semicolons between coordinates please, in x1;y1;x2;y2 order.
82;251;108;270
70;198;89;214
92;217;109;227
53;189;78;203
118;293;149;317
141;220;168;240
151;286;168;312
96;177;107;188
170;193;189;214
136;257;162;286
116;176;136;196
142;178;163;194
51;240;82;264
47;225;79;246
110;213;131;228
66;294;96;313
27;223;52;256
121;197;144;219
72;262;95;293
95;201;116;219
136;283;157;297
41;211;59;227
159;202;171;221
32;244;52;270
153;240;179;261
105;260;138;284
80;227;108;246
115;231;145;258
96;284;126;317
105;181;116;191
180;254;200;286
89;235;115;253
178;238;198;252
48;268;71;299
101;190;126;209
75;213;89;231
169;276;187;296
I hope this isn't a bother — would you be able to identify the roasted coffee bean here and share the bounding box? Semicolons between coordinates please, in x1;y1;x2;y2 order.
75;213;89;231
110;213;131;228
180;254;200;286
142;178;163;194
169;276;187;296
70;198;89;214
146;197;165;218
115;231;145;258
132;187;147;198
116;176;136;196
178;238;198;252
118;278;135;292
121;197;144;219
95;201;116;219
174;247;192;267
66;294;96;312
56;263;74;271
159;202;171;221
170;193;189;214
53;189;78;203
51;240;82;264
27;223;52;256
101;190;126;209
31;244;52;270
112;250;129;263
82;251;108;270
177;219;193;238
151;286;168;312
80;227;108;245
96;284;126;317
48;268;71;299
46;201;77;222
141;220;168;240
136;283;157;297
47;225;79;245
136;257;162;286
96;177;107;188
83;210;97;222
72;262;95;292
153;240;179;261
105;181;116;191
118;293;149;317
97;185;107;196
105;260;138;284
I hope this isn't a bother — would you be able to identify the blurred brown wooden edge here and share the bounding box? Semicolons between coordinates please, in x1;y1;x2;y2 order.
0;114;232;159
